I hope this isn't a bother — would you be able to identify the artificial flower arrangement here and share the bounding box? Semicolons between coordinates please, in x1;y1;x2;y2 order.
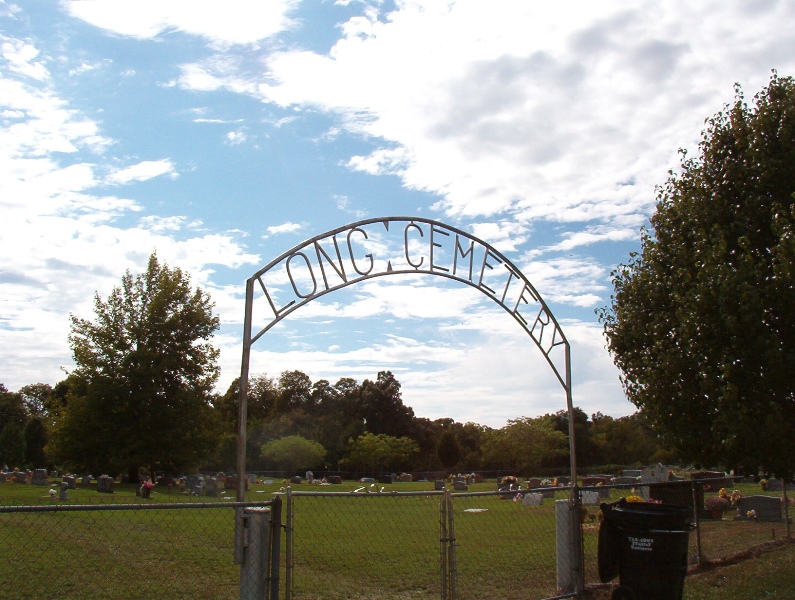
704;495;731;512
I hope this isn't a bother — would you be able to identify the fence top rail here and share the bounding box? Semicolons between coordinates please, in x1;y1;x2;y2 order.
283;489;445;498
0;500;275;513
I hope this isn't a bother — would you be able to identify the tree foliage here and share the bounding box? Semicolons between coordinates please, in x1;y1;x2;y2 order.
481;416;567;474
344;432;419;473
436;429;462;470
599;73;795;479
50;253;221;480
260;435;326;472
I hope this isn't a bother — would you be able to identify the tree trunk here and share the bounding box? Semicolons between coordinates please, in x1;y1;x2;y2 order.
128;466;140;485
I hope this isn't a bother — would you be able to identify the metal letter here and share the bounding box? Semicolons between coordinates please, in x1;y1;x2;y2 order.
286;252;318;299
405;222;425;269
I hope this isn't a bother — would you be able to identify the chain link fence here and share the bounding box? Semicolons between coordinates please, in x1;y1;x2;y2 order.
1;477;790;599
0;500;277;600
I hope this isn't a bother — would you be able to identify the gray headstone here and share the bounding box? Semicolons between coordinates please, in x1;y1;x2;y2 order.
581;491;600;506
32;469;48;486
737;495;783;522
97;474;114;493
522;493;543;506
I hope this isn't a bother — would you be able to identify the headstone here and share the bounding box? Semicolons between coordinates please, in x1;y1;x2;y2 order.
522;493;543;506
97;474;114;493
612;476;640;485
360;477;375;484
50;470;58;478
736;495;785;522
32;469;48;486
640;467;666;484
380;474;396;484
305;471;314;483
0;473;6;483
622;470;642;478
81;475;92;486
186;474;201;494
649;480;701;508
582;476;609;486
581;491;600;506
203;477;218;497
397;473;413;482
453;480;468;491
525;478;542;489
14;471;28;484
692;471;733;489
766;479;788;492
540;486;556;499
289;475;302;484
434;480;445;490
59;481;68;501
328;475;342;484
63;475;76;489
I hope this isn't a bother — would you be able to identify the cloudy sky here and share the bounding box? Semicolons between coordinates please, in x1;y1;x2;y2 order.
2;0;794;427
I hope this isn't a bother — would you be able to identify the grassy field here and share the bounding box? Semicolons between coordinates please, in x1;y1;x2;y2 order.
0;476;791;599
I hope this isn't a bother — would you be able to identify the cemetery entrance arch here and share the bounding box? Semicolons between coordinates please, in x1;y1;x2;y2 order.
236;217;577;496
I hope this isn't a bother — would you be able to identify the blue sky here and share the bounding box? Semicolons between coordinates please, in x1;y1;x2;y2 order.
3;0;795;427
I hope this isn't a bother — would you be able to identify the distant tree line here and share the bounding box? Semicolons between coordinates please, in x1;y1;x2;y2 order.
0;251;672;481
1;369;672;479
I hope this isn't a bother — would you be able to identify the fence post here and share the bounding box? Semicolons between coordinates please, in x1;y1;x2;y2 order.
555;493;584;597
691;481;703;565
446;490;458;600
239;506;274;600
270;496;282;600
285;488;293;600
440;490;448;600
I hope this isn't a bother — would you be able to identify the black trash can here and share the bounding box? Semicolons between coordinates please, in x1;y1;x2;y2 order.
599;498;692;600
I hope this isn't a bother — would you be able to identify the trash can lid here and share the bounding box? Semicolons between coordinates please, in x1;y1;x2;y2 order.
601;498;692;530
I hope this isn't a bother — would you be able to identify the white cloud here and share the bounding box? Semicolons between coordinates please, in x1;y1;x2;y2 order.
265;222;303;236
63;0;300;47
105;160;177;185
251;0;795;228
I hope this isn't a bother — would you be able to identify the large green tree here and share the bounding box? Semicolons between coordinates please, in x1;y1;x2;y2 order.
260;435;327;472
50;253;222;481
0;384;28;468
599;73;795;479
480;416;567;474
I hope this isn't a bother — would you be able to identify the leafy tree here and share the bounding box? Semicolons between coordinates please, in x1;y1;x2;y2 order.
481;416;567;475
19;383;55;417
24;416;48;467
50;253;221;481
260;435;326;472
0;384;27;468
357;371;415;437
437;429;462;470
599;73;795;480
273;370;313;415
546;408;593;470
344;432;419;473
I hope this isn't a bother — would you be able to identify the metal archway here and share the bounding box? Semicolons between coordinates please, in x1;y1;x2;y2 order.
236;216;577;486
236;216;583;593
